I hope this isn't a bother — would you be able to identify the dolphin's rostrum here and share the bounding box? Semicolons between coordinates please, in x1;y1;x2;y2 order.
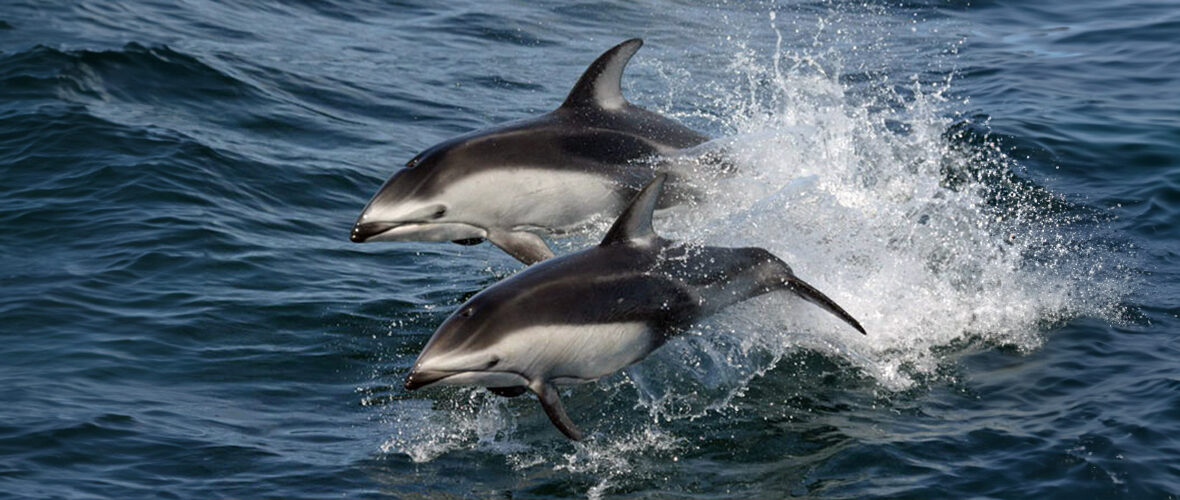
351;38;710;264
403;174;866;441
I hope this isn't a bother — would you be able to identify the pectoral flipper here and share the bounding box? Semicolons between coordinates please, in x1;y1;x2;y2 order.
531;381;584;441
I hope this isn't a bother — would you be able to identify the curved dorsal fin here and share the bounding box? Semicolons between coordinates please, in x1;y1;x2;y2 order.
561;38;643;110
601;173;666;247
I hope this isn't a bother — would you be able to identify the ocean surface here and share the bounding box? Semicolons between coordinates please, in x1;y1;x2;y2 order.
2;0;1177;498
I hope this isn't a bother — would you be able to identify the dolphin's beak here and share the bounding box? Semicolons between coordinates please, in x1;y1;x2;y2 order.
349;219;488;244
404;368;453;391
350;221;397;243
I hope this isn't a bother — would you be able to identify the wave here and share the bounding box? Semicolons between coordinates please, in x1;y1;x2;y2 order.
0;43;257;104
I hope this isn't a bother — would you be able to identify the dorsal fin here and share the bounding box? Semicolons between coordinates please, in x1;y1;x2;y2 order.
601;173;666;247
561;38;643;110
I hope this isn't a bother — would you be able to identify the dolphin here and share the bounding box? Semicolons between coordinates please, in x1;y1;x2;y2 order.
350;38;711;264
402;174;866;440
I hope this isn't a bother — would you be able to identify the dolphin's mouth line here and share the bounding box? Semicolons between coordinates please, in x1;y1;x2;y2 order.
351;220;401;242
350;220;487;243
403;369;529;391
351;220;433;242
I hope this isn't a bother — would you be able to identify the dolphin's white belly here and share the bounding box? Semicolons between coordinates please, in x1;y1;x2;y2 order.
494;322;655;384
443;169;624;232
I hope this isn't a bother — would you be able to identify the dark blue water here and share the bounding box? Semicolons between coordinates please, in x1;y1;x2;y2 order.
2;1;1177;498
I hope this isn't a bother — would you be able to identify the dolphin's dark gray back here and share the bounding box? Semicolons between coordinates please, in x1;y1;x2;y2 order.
448;243;701;352
390;38;709;200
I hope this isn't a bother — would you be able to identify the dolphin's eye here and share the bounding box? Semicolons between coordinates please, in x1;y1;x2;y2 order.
433;207;447;219
460;307;474;318
486;357;500;368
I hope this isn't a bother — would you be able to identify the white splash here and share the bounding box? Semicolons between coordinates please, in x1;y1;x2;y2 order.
378;390;525;463
652;58;1127;393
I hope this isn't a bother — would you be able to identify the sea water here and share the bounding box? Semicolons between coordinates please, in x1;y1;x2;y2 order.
1;1;1176;498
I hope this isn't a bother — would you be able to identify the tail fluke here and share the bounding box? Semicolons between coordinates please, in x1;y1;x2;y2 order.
783;274;866;335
